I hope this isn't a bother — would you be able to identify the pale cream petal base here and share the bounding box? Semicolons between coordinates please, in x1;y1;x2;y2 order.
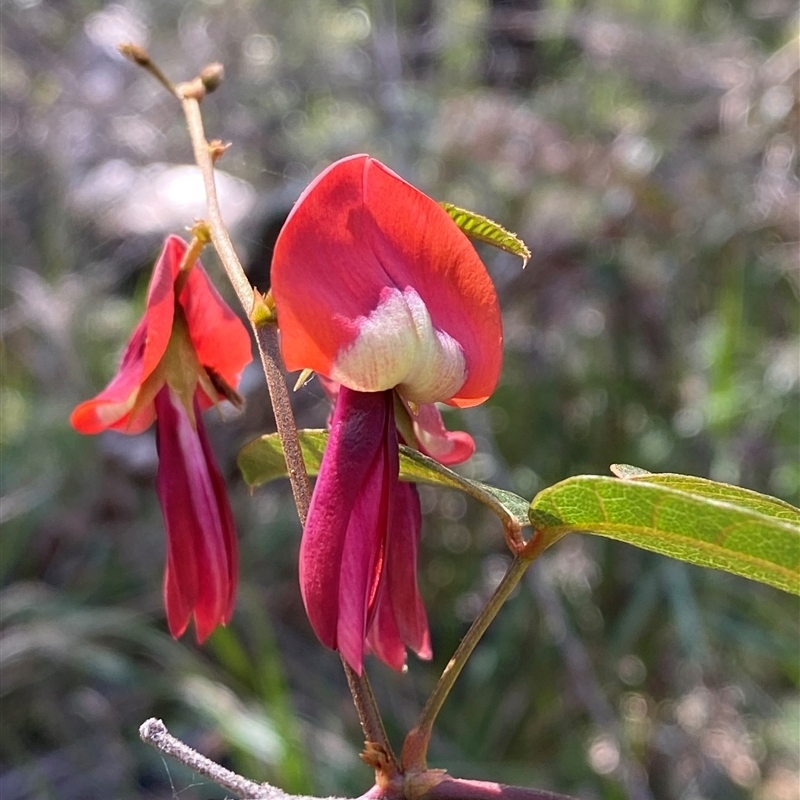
330;287;466;405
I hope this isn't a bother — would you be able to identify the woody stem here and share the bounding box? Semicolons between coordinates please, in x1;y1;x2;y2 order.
174;68;396;774
401;556;531;773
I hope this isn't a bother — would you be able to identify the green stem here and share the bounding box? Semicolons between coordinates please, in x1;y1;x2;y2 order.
401;556;531;772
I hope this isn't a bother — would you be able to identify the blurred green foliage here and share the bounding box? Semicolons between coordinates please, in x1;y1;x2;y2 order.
1;0;797;799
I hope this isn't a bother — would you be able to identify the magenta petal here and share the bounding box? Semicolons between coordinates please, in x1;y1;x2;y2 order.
195;399;239;626
388;483;432;659
335;405;395;673
299;388;392;670
366;482;431;669
366;580;408;671
411;402;475;466
155;387;238;642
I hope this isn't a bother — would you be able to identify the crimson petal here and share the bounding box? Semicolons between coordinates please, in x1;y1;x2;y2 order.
271;155;502;407
155;387;238;642
366;482;431;669
299;387;395;674
386;482;431;660
410;402;475;466
70;321;154;434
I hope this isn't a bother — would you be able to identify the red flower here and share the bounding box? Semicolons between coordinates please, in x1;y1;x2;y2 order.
71;236;252;642
272;155;502;672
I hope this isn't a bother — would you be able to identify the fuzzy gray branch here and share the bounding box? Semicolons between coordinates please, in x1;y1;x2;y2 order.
139;718;300;800
139;718;584;800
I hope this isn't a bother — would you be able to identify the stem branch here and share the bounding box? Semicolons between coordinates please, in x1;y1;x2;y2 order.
139;718;292;799
401;556;531;772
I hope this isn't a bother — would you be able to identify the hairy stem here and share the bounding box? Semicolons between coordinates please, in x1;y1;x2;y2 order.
140;718;579;800
254;323;312;521
139;718;295;799
401;556;531;772
343;658;399;774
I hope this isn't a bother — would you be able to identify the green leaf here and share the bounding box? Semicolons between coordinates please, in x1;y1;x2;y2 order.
623;472;800;525
529;475;800;595
440;202;531;267
238;429;329;487
238;430;530;536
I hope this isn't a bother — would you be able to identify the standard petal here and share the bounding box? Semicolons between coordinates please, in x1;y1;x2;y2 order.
155;387;236;642
180;260;252;396
140;235;183;381
271;155;502;406
298;387;391;668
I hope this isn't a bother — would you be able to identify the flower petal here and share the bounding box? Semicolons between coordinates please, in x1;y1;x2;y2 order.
70;321;155;434
70;236;183;436
71;235;252;434
140;235;182;381
271;155;502;406
366;582;408;672
386;483;431;660
298;387;393;673
328;286;467;404
336;403;395;673
366;482;431;669
155;387;238;642
179;257;252;398
410;403;475;467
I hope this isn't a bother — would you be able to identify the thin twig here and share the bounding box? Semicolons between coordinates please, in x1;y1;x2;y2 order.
343;659;399;772
401;557;531;772
139;718;293;799
119;43;178;95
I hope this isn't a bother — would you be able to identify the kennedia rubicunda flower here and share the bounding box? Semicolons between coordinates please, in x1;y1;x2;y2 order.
71;235;252;642
271;154;502;673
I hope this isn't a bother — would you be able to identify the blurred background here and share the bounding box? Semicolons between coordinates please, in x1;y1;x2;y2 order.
1;0;798;798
